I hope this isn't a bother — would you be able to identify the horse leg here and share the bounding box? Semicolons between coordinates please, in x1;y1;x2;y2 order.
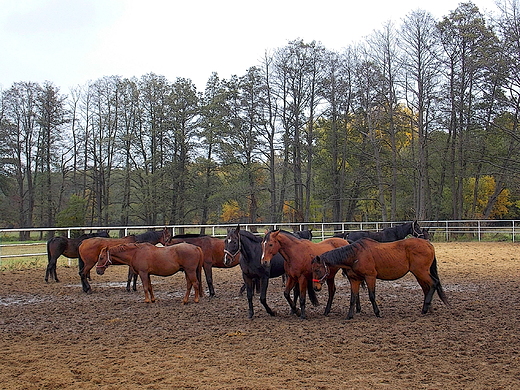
46;258;59;283
45;255;59;283
78;257;92;293
203;261;215;297
259;276;276;317
347;279;362;320
365;276;380;318
183;276;192;304
243;275;256;319
415;275;436;314
184;271;200;304
140;273;154;303
126;268;133;292
283;277;300;316
323;277;337;316
298;277;307;319
132;273;138;291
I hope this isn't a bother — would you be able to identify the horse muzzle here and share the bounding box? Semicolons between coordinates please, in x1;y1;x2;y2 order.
96;267;106;275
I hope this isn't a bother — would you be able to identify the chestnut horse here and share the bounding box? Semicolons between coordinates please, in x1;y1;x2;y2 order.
260;230;349;319
311;237;449;319
77;236;137;293
126;228;172;291
96;242;203;304
167;234;238;297
45;231;109;283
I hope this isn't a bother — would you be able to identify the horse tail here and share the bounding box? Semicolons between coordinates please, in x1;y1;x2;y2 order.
196;247;204;296
430;256;449;305
46;239;52;263
307;278;319;306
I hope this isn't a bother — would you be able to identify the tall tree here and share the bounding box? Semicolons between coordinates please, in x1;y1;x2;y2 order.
166;77;199;224
35;82;68;229
438;2;497;218
401;9;443;219
2;82;40;236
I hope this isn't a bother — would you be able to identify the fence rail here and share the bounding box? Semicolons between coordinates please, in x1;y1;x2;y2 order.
1;220;518;263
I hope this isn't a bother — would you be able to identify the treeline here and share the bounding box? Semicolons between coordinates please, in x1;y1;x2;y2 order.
1;1;520;230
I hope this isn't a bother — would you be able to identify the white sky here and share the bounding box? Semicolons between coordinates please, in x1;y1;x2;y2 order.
0;0;500;92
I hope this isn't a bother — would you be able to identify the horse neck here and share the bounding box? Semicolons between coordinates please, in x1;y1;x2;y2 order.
276;233;302;262
240;235;261;264
109;245;136;264
325;244;358;268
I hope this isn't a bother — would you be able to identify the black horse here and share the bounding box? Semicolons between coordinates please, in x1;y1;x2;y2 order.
45;231;110;282
224;225;288;318
292;229;313;240
338;221;423;243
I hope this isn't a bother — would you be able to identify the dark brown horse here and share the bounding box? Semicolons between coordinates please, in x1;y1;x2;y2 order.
77;236;137;293
45;231;109;283
312;237;448;319
343;220;423;243
260;230;349;319
96;242;203;304
224;226;288;318
167;234;238;297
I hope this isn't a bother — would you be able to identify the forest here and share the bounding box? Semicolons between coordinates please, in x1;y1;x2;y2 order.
1;1;520;230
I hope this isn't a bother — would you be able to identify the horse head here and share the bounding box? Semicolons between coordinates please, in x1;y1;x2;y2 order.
96;247;111;275
260;230;281;267
311;256;329;292
223;225;242;266
411;220;423;238
159;227;171;246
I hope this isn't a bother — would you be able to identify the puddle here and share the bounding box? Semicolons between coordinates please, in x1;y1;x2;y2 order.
0;294;53;306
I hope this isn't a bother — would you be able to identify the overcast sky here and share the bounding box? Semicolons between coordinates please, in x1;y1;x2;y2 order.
0;0;500;92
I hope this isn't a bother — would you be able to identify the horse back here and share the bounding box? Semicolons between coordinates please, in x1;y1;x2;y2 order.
322;237;349;248
79;236;136;263
361;238;435;279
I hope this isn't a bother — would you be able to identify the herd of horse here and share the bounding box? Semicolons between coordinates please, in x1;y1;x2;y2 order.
44;221;448;320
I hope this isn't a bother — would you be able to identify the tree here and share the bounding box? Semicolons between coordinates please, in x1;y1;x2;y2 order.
401;9;443;220
437;2;499;219
35;82;68;230
2;82;40;236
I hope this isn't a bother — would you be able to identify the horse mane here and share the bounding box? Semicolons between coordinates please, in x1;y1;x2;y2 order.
173;234;208;239
108;242;148;254
277;230;300;239
108;243;133;254
321;239;374;265
239;230;262;243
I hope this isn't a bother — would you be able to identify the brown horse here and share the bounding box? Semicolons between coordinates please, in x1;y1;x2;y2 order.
260;230;349;319
77;236;137;293
96;242;203;304
45;231;109;283
125;228;172;291
167;234;239;297
311;237;449;319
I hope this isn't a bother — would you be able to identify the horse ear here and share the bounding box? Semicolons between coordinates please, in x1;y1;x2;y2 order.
272;230;280;238
235;224;240;234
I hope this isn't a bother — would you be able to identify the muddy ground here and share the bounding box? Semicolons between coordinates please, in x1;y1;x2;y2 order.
0;242;519;389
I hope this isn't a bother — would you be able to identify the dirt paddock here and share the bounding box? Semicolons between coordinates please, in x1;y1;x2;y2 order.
0;242;519;389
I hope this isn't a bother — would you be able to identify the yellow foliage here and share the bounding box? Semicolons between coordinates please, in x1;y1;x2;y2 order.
221;200;245;223
464;176;512;218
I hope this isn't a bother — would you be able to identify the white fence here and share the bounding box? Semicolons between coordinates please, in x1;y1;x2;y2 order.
1;220;519;263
